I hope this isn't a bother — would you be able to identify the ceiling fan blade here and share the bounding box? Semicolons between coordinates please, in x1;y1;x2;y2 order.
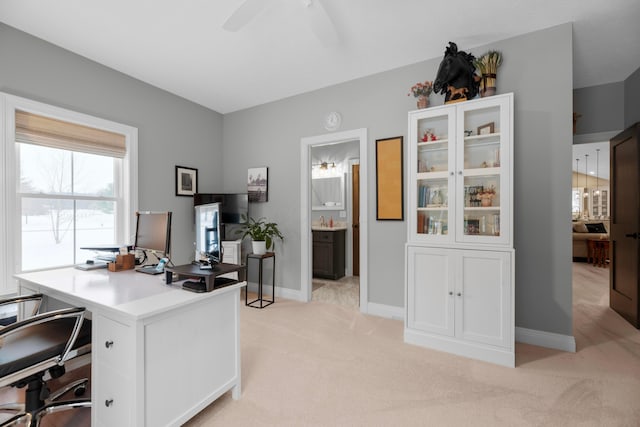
222;0;269;32
303;0;340;47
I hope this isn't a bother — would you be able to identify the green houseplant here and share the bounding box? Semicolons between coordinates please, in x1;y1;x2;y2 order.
237;215;284;255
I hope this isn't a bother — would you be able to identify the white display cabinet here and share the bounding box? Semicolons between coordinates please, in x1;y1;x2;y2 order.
408;93;513;247
405;246;514;367
405;93;515;367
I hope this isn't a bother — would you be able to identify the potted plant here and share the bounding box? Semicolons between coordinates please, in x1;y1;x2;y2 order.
237;215;284;255
407;80;433;109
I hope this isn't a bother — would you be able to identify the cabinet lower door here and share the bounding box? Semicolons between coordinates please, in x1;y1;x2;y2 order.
456;250;511;348
406;246;455;337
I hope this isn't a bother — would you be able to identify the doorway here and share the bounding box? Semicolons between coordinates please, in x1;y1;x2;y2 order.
300;129;368;312
571;132;618;334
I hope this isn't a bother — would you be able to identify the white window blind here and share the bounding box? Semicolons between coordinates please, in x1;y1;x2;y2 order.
15;109;126;158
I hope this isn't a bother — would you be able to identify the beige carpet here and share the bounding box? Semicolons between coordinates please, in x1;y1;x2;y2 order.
186;262;640;426
3;263;638;426
312;276;359;308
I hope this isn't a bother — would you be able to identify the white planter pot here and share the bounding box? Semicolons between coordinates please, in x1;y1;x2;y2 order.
252;240;267;255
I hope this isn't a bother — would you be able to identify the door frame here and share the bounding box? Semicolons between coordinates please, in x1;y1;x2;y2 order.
300;128;368;312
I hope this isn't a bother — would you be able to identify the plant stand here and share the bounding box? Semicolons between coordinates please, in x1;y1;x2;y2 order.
245;252;275;308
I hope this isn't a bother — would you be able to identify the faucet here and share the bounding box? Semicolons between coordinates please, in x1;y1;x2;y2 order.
319;216;326;227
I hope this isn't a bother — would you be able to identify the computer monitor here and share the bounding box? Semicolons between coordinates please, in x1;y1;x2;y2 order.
133;211;172;259
195;202;222;264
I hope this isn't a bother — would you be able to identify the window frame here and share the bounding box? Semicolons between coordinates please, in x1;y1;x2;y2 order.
1;93;138;293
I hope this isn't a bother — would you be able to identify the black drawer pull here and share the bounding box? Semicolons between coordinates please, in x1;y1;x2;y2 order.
105;340;114;348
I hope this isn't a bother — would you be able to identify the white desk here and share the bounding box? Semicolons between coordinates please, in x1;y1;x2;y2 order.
15;267;246;427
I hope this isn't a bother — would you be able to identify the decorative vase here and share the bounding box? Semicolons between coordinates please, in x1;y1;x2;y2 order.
480;73;497;97
481;196;493;207
416;95;429;109
252;240;267;255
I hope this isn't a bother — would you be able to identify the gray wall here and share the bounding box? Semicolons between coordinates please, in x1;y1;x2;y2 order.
0;23;224;265
573;82;625;135
224;24;574;335
625;67;640;127
1;21;575;337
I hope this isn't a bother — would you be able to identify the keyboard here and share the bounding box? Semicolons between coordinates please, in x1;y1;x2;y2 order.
136;265;163;275
75;262;108;271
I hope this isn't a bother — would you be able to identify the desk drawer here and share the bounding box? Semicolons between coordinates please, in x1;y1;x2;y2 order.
95;314;133;371
222;241;241;265
94;364;132;427
222;245;236;264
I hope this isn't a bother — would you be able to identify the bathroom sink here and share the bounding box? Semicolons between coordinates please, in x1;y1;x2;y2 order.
311;225;347;231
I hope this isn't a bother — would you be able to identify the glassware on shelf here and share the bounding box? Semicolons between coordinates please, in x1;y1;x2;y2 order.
417;211;448;235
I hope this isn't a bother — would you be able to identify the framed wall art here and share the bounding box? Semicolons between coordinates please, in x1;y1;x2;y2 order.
175;165;198;197
376;136;404;220
248;166;268;202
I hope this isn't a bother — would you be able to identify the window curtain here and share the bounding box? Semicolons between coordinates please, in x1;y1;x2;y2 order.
15;110;126;158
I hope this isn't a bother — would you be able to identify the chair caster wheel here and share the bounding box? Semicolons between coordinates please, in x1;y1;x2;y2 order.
74;385;87;397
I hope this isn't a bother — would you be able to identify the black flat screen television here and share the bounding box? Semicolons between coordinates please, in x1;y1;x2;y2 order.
194;193;248;225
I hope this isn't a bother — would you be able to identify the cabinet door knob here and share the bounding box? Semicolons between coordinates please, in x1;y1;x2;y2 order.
457;292;462;297
105;340;114;348
458;171;463;175
450;171;454;176
105;399;114;407
448;291;453;296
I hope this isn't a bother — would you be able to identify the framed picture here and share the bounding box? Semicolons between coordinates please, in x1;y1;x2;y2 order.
248;167;268;202
477;122;495;135
175;165;198;197
376;136;404;220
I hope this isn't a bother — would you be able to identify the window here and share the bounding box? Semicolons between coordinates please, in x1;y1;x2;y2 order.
18;144;119;270
1;93;138;291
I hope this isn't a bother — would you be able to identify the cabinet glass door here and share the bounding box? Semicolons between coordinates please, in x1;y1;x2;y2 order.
411;108;455;243
457;97;510;245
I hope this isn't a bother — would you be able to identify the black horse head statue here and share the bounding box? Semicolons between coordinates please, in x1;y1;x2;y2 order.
434;42;480;103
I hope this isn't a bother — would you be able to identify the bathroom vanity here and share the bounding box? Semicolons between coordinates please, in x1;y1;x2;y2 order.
312;227;346;280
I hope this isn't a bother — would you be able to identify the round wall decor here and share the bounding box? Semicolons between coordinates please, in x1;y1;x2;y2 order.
323;111;342;131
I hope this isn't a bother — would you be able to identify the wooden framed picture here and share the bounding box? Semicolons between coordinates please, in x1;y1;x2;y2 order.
248;167;268;202
477;122;495;135
376;136;404;220
175;165;198;197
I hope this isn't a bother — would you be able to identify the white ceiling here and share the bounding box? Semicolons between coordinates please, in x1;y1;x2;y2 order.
1;1;639;114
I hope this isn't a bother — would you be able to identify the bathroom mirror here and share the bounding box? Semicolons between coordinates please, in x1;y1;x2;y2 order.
312;176;344;210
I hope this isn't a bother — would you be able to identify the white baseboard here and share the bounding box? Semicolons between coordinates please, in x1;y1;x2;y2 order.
515;326;576;352
246;283;303;302
276;286;303;301
364;302;404;321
